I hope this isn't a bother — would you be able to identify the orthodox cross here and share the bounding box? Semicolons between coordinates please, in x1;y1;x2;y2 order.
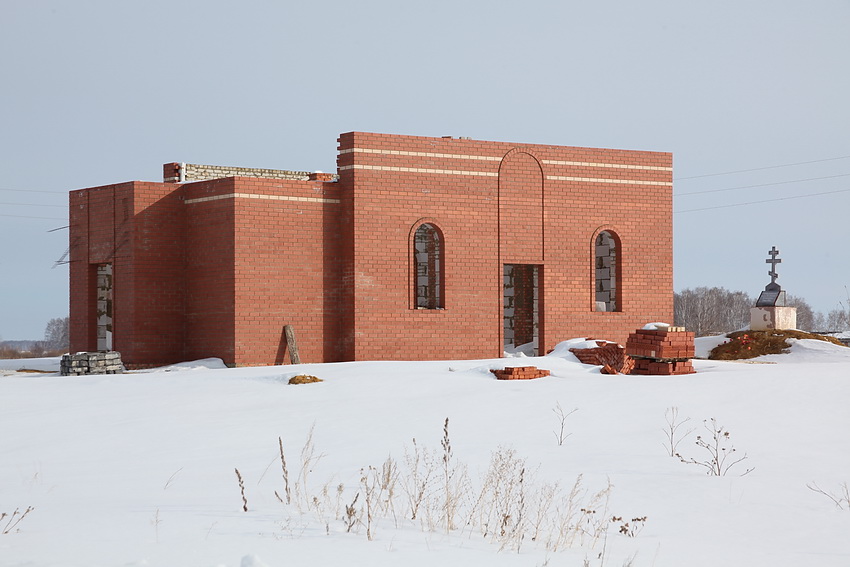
765;246;781;285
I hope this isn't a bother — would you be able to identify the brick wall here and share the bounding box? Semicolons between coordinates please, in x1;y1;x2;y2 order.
71;132;673;367
229;177;342;365
69;182;183;364
337;132;673;360
183;178;236;363
338;132;503;361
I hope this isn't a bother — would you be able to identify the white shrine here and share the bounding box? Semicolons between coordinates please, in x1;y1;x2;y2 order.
750;246;797;331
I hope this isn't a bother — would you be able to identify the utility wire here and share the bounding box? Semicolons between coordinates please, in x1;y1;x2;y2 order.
0;201;67;208
0;213;67;221
675;155;850;181
0;187;66;194
675;173;850;196
674;186;850;214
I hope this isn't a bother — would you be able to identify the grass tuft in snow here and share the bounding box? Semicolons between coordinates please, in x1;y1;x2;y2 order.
552;402;579;447
662;406;695;457
676;417;753;476
274;436;292;505
1;506;35;535
235;468;248;512
807;481;850;510
267;418;642;553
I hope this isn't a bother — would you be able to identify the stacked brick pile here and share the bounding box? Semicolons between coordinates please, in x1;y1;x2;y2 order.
491;366;551;380
61;352;124;376
625;327;695;375
569;341;635;374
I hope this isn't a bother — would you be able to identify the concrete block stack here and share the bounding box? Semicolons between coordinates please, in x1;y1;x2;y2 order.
625;327;695;375
61;352;124;376
491;366;550;380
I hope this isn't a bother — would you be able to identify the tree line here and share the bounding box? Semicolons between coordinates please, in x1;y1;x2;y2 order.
0;316;69;359
674;287;850;336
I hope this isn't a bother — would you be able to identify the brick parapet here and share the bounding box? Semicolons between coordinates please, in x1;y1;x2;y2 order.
163;162;340;184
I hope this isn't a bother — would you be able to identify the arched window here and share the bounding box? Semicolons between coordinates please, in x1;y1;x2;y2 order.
594;231;619;312
413;223;443;309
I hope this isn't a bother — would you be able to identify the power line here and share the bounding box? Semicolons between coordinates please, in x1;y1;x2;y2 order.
0;201;68;208
0;213;67;221
674;186;850;214
674;155;850;181
0;187;66;194
675;173;850;196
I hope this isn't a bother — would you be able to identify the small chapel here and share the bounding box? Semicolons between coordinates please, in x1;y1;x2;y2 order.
68;131;674;367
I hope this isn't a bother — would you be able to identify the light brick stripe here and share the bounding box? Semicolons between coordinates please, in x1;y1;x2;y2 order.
546;176;673;187
339;164;498;177
184;193;340;205
340;164;672;186
339;147;502;162
341;147;671;172
542;159;672;172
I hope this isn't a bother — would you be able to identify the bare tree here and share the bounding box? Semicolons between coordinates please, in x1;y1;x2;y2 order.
674;287;753;336
826;307;850;331
786;295;815;331
810;311;827;331
675;288;836;334
43;317;70;351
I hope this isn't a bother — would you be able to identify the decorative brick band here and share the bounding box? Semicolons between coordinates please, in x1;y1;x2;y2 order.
542;159;672;172
546;176;673;187
184;193;341;205
341;148;671;172
340;164;671;186
339;147;502;162
339;164;498;177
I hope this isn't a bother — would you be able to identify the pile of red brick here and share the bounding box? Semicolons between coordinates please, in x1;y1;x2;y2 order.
491;366;551;380
569;341;635;374
625;327;695;375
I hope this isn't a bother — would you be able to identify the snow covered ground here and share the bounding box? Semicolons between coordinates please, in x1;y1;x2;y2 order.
2;339;849;567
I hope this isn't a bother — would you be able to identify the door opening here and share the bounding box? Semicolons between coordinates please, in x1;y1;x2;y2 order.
503;264;540;356
96;263;113;351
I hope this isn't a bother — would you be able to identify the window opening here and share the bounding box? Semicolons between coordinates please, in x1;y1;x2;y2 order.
414;223;443;309
594;231;618;312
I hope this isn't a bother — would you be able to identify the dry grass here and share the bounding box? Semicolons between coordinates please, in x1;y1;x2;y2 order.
0;347;65;360
288;374;323;385
235;468;248;512
1;507;35;535
268;419;634;553
709;330;846;360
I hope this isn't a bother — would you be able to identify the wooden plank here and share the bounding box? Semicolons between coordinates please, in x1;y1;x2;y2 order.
284;325;301;365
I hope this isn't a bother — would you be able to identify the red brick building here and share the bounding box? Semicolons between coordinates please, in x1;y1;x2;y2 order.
69;132;673;367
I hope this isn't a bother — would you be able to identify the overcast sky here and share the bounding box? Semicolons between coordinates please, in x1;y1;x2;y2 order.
1;0;849;340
